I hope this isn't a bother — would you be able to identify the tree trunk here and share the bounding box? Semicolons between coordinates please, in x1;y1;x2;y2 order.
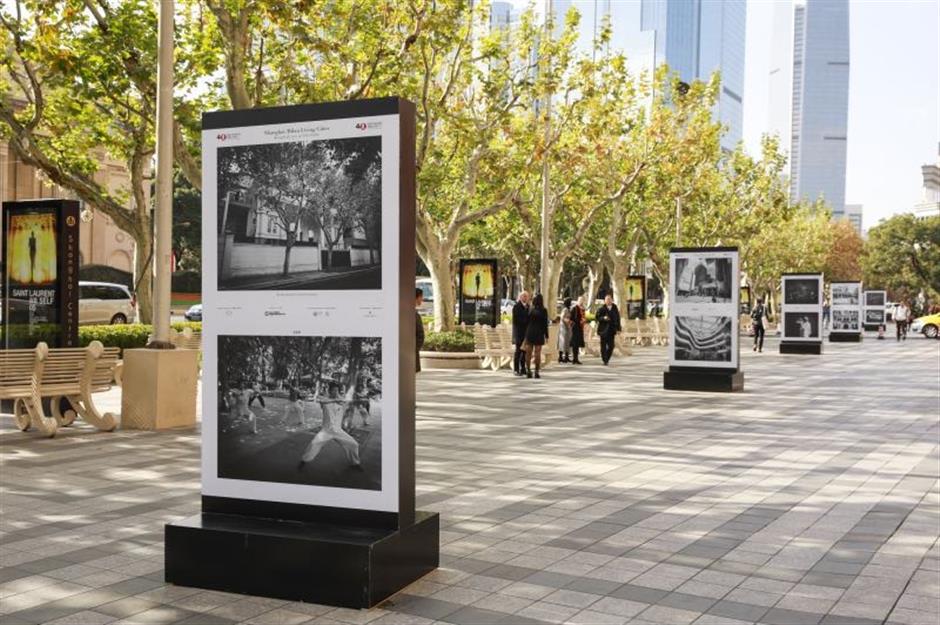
586;261;604;312
327;243;334;269
608;255;629;312
135;231;154;324
427;248;455;331
282;233;295;276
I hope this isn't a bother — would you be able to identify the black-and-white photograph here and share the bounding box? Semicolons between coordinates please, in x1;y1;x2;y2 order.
674;257;733;304
831;283;860;306
673;316;733;362
832;309;860;331
784;278;820;305
217;335;382;490
865;309;885;324
865;291;886;307
784;312;820;339
216;136;382;290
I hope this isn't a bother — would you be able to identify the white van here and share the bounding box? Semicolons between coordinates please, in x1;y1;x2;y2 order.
79;281;137;325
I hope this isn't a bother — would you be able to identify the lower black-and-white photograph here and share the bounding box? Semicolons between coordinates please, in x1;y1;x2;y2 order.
784;312;821;339
865;309;885;324
674;257;733;303
831;284;860;306
784;278;820;305
832;309;860;331
216;136;382;291
216;335;382;490
673;316;733;362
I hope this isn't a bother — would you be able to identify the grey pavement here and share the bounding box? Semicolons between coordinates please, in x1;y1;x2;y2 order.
1;336;938;625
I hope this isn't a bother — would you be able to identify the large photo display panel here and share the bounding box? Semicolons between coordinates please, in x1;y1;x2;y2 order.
669;248;739;369
830;281;863;334
201;102;406;513
781;274;823;341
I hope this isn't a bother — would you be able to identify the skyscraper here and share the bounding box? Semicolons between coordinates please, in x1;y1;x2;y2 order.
550;0;746;152
768;0;850;216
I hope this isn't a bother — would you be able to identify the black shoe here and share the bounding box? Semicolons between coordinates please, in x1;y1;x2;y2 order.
534;371;541;379
526;371;533;378
572;360;582;365
558;356;564;363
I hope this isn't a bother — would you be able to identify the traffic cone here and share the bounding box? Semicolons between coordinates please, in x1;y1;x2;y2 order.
877;324;885;340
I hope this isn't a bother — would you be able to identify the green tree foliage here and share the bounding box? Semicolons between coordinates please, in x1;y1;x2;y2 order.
862;214;940;300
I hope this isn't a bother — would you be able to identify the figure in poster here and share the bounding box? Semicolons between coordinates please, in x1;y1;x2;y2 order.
28;230;37;283
475;271;482;299
284;385;305;426
298;381;363;471
227;387;259;434
800;316;813;338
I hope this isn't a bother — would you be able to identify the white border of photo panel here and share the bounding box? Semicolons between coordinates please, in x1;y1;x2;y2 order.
668;249;739;369
201;113;401;513
829;281;863;333
781;274;823;341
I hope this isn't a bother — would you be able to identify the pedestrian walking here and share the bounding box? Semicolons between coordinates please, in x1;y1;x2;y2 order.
512;291;531;376
751;297;768;352
595;294;621;365
894;300;910;341
570;296;586;364
557;298;573;363
823;300;831;329
524;293;549;378
415;288;425;372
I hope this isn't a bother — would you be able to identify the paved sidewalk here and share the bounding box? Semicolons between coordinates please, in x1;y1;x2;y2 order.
1;337;938;624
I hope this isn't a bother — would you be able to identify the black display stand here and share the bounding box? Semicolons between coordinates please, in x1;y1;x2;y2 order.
664;368;744;392
830;333;862;342
780;342;822;354
165;97;438;609
166;500;438;609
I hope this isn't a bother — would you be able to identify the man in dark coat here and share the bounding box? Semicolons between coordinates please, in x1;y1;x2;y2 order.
511;291;531;376
416;288;425;372
595;294;621;365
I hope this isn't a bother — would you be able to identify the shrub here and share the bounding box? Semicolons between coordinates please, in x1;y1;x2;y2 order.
78;322;202;354
422;330;474;353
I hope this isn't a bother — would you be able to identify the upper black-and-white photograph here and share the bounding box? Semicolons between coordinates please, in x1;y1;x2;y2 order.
673;315;733;362
831;283;860;306
216;334;382;491
674;257;733;304
784;312;820;339
784;278;820;305
865;291;886;307
832;309;860;331
216;137;382;290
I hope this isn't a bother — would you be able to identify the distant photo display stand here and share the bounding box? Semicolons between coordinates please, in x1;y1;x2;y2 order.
164;98;439;609
780;273;824;354
829;281;863;342
458;258;498;326
664;247;743;392
625;275;646;320
863;290;886;331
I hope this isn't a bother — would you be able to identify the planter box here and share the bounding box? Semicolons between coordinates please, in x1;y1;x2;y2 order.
419;351;481;370
121;348;199;430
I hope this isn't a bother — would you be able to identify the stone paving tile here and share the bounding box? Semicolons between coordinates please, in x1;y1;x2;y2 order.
2;339;938;625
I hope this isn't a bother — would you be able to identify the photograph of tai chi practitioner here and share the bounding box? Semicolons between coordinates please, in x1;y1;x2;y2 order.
216;335;382;491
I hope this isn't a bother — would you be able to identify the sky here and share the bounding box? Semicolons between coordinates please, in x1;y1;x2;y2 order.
743;0;940;230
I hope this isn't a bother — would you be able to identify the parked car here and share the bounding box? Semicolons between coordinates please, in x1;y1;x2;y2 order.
909;313;940;339
416;277;434;315
184;304;203;322
79;281;136;325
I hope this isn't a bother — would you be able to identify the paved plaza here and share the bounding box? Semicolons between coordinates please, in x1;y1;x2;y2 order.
1;336;938;625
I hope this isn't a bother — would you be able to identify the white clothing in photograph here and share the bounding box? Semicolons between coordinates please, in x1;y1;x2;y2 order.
300;399;361;465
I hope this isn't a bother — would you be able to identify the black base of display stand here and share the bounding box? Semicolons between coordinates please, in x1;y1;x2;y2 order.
780;342;822;354
829;333;862;343
664;368;744;392
165;510;439;609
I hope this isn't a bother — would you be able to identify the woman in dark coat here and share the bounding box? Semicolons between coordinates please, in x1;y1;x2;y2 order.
524;293;550;379
569;296;586;364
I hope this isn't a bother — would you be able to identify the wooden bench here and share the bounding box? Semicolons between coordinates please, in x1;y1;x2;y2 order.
0;341;118;437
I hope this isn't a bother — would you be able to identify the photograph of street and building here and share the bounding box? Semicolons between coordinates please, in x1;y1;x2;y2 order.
216;335;382;491
784;278;820;305
832;309;860;331
784;312;821;339
831;283;860;306
674;257;733;304
216;136;382;290
866;291;886;307
673;316;733;362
